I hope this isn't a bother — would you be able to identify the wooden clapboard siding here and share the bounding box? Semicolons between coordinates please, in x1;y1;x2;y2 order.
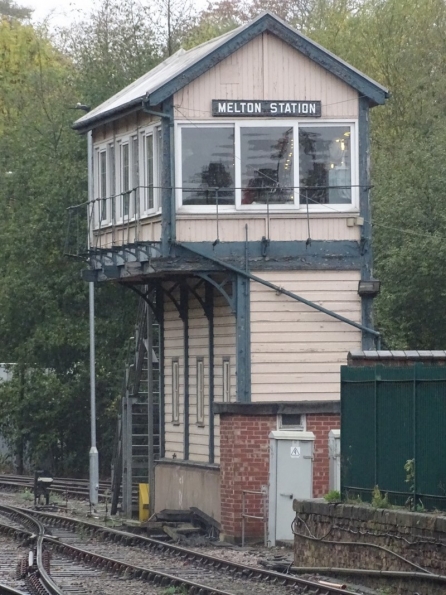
163;284;184;459
188;286;210;462
175;215;359;243
92;217;162;249
250;270;361;402
163;283;236;463
213;293;237;405
92;112;158;144
174;33;358;119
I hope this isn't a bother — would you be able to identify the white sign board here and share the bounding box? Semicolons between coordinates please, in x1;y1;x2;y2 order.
290;445;301;458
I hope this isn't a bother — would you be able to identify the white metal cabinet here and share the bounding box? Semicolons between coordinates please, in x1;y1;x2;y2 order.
268;430;315;545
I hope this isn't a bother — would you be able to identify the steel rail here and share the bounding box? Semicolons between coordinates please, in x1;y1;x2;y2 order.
47;538;236;595
0;506;63;595
0;475;111;501
22;507;360;595
0;583;28;595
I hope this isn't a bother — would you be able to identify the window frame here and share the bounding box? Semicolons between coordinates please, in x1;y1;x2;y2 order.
175;122;236;213
93;142;115;227
140;124;162;217
278;413;306;431
196;357;205;426
222;358;231;403
175;119;359;214
172;358;180;425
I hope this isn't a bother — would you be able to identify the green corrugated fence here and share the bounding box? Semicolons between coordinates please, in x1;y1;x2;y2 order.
341;364;446;510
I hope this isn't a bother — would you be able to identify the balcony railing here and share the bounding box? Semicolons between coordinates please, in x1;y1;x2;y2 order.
65;187;161;258
65;184;356;259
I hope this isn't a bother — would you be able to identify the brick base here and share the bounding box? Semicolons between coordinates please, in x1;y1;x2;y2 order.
219;411;340;540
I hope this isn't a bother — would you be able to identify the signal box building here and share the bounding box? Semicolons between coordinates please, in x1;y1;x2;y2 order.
72;12;388;543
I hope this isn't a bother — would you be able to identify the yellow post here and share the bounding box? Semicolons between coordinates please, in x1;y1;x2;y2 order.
138;483;150;522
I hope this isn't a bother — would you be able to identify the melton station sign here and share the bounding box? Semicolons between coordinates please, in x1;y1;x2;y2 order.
212;99;322;117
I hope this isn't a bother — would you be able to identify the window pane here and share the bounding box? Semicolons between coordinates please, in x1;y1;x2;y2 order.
109;145;116;221
299;126;351;205
99;150;107;221
145;135;154;210
121;143;129;217
182;127;235;205
241;127;294;205
197;359;204;425
132;136;139;216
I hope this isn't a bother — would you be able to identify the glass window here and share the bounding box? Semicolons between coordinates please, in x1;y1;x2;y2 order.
145;134;154;211
172;359;179;424
182;127;235;205
131;136;139;217
197;358;204;425
109;144;116;222
241;127;294;205
299;126;351;205
99;150;107;221
157;127;162;200
121;143;130;217
223;358;230;403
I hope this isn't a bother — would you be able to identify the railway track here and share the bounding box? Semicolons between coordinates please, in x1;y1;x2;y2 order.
0;505;368;595
0;475;111;502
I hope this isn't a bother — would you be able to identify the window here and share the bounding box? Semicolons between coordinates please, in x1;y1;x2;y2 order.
177;122;356;211
131;135;139;218
279;414;305;430
145;134;154;211
181;127;235;205
142;126;160;214
121;142;130;218
109;144;116;221
172;359;179;424
299;126;351;205
197;358;204;425
99;149;107;221
241;127;294;205
223;358;230;403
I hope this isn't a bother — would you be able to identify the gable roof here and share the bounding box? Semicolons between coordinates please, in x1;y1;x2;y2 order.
73;11;389;132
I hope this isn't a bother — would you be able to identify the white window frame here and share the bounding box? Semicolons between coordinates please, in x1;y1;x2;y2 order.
117;137;131;221
222;358;231;403
278;413;306;431
175;119;359;214
196;357;205;426
93;142;114;228
175;122;236;214
172;359;180;425
140;124;161;216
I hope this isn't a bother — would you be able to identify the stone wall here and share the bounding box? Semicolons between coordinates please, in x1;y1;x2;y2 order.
293;499;446;594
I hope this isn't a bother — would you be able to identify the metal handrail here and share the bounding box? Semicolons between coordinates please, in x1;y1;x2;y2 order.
241;488;267;547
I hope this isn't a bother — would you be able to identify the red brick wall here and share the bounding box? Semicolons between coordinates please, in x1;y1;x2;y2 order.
220;414;276;540
219;412;341;540
306;413;340;497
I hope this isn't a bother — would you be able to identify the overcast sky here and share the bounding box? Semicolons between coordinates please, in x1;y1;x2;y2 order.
25;0;205;27
24;0;90;26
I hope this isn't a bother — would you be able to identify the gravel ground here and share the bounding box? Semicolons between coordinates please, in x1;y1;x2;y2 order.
0;488;372;594
0;488;293;567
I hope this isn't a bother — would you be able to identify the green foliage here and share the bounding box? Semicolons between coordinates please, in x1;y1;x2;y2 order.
1;0;446;478
21;488;32;501
324;490;341;502
162;587;188;595
372;486;391;509
0;9;136;475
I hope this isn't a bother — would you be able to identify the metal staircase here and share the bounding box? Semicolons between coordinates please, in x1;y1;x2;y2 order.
111;294;160;517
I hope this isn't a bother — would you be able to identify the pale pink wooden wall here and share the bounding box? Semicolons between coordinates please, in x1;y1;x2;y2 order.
174;33;358;119
250;270;362;402
163;283;236;464
176;215;360;243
